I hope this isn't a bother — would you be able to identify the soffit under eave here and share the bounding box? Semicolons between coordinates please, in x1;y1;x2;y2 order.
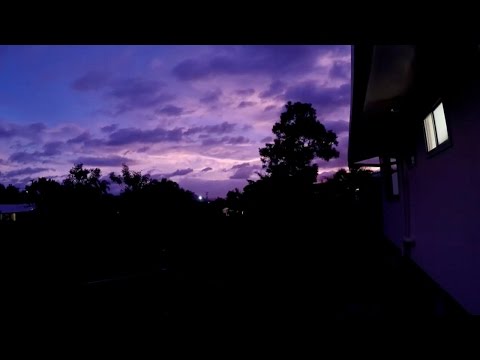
363;45;416;115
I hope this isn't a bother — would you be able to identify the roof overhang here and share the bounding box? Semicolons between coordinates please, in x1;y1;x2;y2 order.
348;45;416;167
349;44;480;168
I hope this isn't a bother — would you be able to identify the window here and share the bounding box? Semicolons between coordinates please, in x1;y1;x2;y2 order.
423;102;449;152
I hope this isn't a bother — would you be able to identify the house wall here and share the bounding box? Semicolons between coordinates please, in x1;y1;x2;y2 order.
404;81;480;314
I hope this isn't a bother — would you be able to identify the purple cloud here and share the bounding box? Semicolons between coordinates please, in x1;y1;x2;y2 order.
264;105;277;112
172;46;348;81
73;74;173;115
72;71;111;91
42;141;63;156
164;168;194;178
107;126;183;146
238;101;256;108
259;80;286;99
156;104;184;116
329;61;351;80
201;167;212;172
73;155;133;167
2;167;50;177
137;146;150;153
184;121;236;136
326;120;350;135
8;141;63;163
201;136;249;146
67;131;91;144
260;136;272;143
101;124;119;133
0;122;46;139
283;81;350;112
236;88;255;96
229;163;261;179
227;136;249;144
199;89;222;104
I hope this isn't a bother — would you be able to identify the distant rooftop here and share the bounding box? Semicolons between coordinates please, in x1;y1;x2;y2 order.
0;204;35;213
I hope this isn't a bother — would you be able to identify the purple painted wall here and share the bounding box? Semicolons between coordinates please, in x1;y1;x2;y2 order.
384;82;480;314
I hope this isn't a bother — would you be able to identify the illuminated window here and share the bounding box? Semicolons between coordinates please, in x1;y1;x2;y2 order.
423;102;449;152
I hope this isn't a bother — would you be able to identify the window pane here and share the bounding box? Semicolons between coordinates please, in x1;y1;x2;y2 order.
433;102;449;145
424;114;436;151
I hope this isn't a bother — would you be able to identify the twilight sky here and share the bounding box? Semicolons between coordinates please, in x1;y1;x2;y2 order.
0;45;351;198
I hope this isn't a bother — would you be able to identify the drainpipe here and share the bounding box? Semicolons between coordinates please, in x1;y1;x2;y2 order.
401;157;414;257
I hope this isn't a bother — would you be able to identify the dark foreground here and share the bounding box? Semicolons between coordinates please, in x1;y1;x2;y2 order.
1;210;467;322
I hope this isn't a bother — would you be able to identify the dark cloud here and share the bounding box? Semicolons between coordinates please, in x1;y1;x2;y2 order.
107;126;183;146
137;146;150;153
42;141;63;156
283;81;350;113
184;121;236;136
259;80;286;99
172;46;349;81
0;122;46;139
72;71;111;91
199;89;222;104
73;155;133;167
229;163;261;179
326;120;350;135
67;131;91;144
260;136;273;143
230;162;250;170
101;124;119;133
201;167;212;172
164;168;194;178
264;105;277;112
201;136;249;146
238;101;256;108
236;88;255;96
156;104;184;116
9;141;63;163
8;152;36;163
2;167;50;178
74;74;173;115
227;136;249;144
329;60;351;80
201;137;227;146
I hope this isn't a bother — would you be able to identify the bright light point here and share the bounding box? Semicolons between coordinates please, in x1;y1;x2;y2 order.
198;195;203;200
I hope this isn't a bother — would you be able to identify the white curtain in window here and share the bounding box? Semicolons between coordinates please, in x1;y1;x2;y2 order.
424;113;436;151
433;103;449;145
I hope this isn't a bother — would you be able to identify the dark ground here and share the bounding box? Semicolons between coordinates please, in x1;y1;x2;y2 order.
1;206;468;322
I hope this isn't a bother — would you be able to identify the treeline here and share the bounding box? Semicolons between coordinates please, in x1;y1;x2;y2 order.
0;163;201;224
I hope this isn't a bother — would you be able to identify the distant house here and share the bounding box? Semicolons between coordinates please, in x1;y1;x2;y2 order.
349;45;480;314
0;204;35;222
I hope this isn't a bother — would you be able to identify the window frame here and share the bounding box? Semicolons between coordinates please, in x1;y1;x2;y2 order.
422;100;452;157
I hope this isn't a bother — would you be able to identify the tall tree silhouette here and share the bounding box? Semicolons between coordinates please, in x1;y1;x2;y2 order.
240;102;340;217
259;101;339;184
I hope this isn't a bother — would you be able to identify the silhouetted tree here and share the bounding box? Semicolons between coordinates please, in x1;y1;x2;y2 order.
241;101;340;217
63;163;109;194
109;164;151;193
259;101;339;184
0;183;23;203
